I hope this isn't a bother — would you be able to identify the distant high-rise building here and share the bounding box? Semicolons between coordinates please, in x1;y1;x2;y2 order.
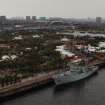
96;17;102;24
39;17;47;20
32;16;36;21
0;16;6;21
26;16;31;21
0;16;7;23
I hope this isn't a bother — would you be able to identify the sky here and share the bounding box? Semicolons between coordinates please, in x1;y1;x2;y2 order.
0;0;105;18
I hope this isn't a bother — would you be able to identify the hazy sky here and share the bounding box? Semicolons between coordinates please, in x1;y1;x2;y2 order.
0;0;105;18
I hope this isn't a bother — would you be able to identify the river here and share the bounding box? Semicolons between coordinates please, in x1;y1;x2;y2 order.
1;68;105;105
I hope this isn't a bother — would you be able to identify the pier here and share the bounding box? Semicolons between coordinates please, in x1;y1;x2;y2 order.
0;72;55;98
0;60;105;99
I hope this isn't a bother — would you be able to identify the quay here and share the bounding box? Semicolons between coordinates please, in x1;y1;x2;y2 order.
0;60;105;99
0;72;55;98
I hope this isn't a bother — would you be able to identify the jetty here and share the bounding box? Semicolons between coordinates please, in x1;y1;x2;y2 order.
0;71;55;98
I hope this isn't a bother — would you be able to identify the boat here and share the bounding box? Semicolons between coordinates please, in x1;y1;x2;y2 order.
53;63;98;86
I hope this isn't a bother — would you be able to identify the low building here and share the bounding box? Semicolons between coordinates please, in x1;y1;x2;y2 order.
61;37;69;43
2;55;17;61
56;45;75;59
13;35;23;40
99;42;105;48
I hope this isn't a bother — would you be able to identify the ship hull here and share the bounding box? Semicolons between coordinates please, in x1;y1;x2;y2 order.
53;67;98;86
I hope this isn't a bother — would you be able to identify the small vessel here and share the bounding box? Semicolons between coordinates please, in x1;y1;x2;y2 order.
53;63;98;86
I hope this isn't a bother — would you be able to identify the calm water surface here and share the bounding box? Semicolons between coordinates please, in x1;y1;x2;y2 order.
1;69;105;105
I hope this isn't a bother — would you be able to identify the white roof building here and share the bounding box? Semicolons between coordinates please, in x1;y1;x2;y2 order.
88;46;96;52
61;37;69;42
11;55;17;60
32;35;40;38
2;55;10;60
99;42;105;48
25;48;32;51
13;35;23;40
56;45;75;58
2;55;18;61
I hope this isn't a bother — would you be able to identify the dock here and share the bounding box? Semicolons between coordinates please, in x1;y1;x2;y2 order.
0;59;105;99
0;72;55;98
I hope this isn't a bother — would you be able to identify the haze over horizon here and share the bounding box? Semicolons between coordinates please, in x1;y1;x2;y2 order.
0;0;105;18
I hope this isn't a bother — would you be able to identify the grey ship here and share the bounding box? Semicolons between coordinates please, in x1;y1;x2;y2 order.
53;63;98;86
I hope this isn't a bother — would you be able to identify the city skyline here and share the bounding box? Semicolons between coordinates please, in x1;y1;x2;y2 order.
0;0;105;18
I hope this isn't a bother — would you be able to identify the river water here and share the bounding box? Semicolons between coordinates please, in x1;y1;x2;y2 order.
1;69;105;105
